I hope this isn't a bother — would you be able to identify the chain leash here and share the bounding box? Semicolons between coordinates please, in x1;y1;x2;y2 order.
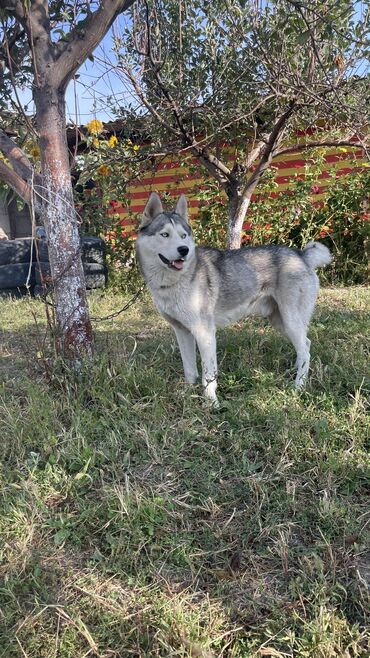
89;285;145;322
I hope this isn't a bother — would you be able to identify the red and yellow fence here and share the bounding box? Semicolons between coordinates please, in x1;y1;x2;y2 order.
107;142;367;234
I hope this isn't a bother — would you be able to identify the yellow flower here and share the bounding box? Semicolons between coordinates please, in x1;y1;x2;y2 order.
26;141;40;159
363;162;370;168
86;119;104;135
133;144;139;151
338;147;348;153
92;138;100;148
30;146;41;159
108;135;118;148
97;164;110;177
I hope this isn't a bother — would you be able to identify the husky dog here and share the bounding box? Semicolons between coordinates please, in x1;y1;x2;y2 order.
136;192;332;406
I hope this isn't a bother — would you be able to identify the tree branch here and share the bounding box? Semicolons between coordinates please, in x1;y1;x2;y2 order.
123;65;181;138
241;101;297;198
274;137;366;157
0;129;42;189
0;160;42;215
118;63;234;186
196;147;234;186
54;0;137;89
0;0;26;26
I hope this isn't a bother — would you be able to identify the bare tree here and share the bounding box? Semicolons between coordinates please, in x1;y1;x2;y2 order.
108;0;369;248
0;0;135;358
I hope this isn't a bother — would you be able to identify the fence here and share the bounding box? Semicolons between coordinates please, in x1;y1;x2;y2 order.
106;141;366;234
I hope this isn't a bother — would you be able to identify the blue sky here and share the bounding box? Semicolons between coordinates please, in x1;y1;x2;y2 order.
19;27;129;125
64;27;129;124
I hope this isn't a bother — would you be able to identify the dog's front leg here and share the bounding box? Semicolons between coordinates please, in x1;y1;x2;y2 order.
192;323;218;407
164;315;198;384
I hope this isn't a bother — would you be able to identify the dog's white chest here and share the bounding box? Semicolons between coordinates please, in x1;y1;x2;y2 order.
153;284;202;326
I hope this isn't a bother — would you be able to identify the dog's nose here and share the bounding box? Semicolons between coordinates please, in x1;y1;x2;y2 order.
177;246;189;257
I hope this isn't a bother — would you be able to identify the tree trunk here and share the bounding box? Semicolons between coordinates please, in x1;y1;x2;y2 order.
227;188;253;250
226;103;297;249
34;85;93;358
226;150;282;249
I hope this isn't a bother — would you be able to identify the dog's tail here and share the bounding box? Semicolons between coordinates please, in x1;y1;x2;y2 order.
302;241;332;269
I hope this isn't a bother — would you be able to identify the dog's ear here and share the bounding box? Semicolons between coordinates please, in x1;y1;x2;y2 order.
175;194;189;224
140;192;163;228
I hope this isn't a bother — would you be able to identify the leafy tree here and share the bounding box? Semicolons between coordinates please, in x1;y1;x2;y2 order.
0;0;135;358
108;0;369;248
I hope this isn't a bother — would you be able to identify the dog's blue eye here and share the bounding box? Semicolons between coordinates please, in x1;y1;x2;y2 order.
160;232;169;238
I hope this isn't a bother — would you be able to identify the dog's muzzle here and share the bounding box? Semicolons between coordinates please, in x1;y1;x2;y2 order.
158;253;186;270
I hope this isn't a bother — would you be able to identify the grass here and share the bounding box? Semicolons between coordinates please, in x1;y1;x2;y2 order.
0;285;369;657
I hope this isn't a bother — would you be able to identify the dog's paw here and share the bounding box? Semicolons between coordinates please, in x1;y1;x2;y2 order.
203;396;220;410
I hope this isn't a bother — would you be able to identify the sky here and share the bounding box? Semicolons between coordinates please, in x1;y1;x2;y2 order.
64;27;130;124
17;23;132;126
13;1;369;127
19;67;115;124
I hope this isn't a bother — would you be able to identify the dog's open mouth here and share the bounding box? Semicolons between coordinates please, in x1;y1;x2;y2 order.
158;253;185;270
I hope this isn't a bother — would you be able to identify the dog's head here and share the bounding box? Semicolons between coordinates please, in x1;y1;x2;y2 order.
136;193;195;272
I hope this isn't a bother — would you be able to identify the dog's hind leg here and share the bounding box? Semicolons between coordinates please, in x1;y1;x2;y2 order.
279;313;311;387
269;305;285;334
269;306;311;371
164;315;199;384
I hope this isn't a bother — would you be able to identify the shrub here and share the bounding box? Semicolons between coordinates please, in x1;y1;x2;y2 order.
73;131;145;292
246;165;369;284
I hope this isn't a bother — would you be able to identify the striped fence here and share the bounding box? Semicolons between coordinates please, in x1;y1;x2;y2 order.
106;142;367;235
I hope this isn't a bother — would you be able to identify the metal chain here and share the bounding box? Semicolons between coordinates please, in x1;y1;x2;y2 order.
90;285;145;322
33;239;144;322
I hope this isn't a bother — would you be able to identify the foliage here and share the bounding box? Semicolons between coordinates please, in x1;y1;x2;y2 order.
191;155;370;285
247;162;370;285
115;0;369;143
106;0;369;247
74;142;369;288
0;287;369;657
74;128;149;290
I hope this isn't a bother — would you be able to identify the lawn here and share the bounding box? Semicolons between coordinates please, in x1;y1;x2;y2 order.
0;286;369;657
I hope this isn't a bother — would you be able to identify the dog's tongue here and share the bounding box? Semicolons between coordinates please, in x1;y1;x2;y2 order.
171;260;184;270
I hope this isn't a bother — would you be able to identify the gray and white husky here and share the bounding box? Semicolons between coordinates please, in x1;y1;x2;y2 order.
136;192;332;406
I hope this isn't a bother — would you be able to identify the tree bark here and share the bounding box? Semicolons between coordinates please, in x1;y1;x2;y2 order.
34;84;93;358
227;191;252;250
0;160;43;215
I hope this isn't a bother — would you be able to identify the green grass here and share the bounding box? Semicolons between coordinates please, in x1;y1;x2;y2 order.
0;286;369;657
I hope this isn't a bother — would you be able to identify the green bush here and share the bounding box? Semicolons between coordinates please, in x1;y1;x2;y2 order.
246;164;369;284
